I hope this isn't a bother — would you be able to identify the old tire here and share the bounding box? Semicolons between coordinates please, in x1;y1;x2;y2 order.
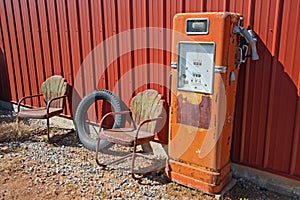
74;90;125;151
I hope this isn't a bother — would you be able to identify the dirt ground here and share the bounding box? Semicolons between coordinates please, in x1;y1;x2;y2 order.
0;109;296;200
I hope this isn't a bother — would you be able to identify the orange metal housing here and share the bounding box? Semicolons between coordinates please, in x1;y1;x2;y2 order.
166;12;241;194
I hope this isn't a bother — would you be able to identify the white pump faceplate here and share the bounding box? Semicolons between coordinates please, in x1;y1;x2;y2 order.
177;42;215;94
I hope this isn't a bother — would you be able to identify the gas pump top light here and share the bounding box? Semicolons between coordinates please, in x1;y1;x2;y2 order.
186;18;209;34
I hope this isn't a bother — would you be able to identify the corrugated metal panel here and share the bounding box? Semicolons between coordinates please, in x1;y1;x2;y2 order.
12;0;29;105
132;0;147;96
19;0;38;106
239;0;279;168
116;0;133;100
0;1;12;101
90;0;105;90
206;0;227;11
0;13;10;101
291;100;300;176
3;0;24;101
278;0;300;177
279;0;300;96
0;0;299;180
27;0;45;107
231;0;300;180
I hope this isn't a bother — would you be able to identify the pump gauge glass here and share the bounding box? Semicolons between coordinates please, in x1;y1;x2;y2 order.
177;42;215;94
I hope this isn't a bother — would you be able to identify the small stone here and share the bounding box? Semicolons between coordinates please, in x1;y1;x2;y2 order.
1;146;9;153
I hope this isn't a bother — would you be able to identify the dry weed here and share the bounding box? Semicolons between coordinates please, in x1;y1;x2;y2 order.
0;121;38;142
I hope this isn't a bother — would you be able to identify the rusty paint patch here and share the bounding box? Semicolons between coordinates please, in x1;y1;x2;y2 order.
176;94;212;129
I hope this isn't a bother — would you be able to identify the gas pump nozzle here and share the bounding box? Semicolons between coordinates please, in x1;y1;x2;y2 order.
233;26;259;60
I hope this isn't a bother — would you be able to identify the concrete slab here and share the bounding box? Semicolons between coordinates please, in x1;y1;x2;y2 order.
232;163;300;198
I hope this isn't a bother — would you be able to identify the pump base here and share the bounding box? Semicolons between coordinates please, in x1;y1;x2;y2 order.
166;160;233;194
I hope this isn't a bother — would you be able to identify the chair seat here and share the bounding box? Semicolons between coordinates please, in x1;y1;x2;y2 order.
18;107;63;119
99;128;155;147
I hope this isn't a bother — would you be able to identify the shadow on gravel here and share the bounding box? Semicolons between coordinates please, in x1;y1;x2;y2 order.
48;128;76;143
136;172;172;186
47;129;83;148
95;144;170;186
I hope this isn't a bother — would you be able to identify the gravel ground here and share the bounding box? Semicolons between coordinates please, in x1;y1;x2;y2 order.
0;108;296;199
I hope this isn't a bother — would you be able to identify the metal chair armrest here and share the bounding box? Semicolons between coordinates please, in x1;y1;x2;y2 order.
18;94;43;112
46;95;67;115
135;117;163;138
98;111;131;130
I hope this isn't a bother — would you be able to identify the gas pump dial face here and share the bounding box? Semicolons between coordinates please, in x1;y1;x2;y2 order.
177;42;215;94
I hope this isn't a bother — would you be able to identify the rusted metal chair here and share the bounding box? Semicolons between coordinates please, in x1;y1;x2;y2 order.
95;89;164;180
17;75;68;142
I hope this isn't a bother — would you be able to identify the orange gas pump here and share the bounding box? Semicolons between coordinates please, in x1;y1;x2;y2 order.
166;12;258;194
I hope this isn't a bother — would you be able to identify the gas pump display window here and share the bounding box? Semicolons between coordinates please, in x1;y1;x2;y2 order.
177;42;215;94
186;18;209;34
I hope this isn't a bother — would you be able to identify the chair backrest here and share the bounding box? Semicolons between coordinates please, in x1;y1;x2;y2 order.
41;75;68;108
130;89;164;133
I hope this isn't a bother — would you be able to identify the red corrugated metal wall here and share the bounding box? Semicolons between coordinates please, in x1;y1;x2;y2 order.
232;0;300;180
0;0;299;180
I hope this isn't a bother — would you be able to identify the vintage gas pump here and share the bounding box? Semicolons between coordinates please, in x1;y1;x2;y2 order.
166;12;258;194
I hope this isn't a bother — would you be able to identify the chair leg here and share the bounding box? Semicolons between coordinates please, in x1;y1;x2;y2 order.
46;117;50;142
131;142;143;180
95;135;132;168
17;116;20;135
95;137;106;168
